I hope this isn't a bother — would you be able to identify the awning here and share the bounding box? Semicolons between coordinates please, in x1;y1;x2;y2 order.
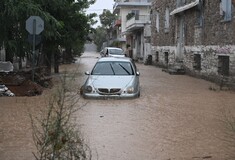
170;0;199;15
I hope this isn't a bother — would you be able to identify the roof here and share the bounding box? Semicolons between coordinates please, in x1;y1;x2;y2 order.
170;0;199;15
113;2;151;13
105;47;123;51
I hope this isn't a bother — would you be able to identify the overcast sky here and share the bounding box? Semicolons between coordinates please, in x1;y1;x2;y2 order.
86;0;115;27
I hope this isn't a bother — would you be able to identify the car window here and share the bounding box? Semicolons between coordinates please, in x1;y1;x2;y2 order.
91;62;134;75
109;49;124;55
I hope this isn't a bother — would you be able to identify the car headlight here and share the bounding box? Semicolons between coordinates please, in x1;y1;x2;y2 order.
126;87;134;94
84;85;93;93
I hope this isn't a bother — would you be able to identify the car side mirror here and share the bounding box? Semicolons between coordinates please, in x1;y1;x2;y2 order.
85;71;90;75
136;71;140;76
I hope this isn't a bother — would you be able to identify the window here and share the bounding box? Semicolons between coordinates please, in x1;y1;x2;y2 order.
165;7;170;33
150;9;153;21
220;0;232;21
132;36;135;48
92;62;134;75
164;52;169;64
218;56;229;76
126;10;139;20
193;54;201;70
196;0;204;27
131;10;139;20
155;51;159;62
156;12;160;32
108;48;124;55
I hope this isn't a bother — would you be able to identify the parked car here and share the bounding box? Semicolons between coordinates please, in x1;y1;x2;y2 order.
102;47;125;57
81;57;140;99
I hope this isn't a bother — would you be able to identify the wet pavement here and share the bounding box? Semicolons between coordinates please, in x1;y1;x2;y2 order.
0;43;235;160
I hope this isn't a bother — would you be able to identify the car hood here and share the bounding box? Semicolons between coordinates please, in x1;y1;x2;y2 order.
87;75;135;88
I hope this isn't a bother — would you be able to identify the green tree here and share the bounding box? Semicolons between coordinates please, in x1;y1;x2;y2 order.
0;0;51;64
93;26;106;51
0;0;97;74
37;0;96;73
99;9;116;29
99;9;116;46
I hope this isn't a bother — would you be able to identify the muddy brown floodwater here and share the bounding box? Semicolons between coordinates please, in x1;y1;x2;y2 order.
1;45;235;160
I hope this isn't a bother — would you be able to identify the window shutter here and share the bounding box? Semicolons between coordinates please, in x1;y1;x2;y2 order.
165;8;170;32
226;0;232;20
156;12;160;32
221;0;232;21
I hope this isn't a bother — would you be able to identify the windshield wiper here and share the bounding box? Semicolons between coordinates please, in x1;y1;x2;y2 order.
110;63;115;75
119;64;131;75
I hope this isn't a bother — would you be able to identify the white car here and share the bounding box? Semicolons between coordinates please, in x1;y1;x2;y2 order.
81;57;140;99
102;47;126;57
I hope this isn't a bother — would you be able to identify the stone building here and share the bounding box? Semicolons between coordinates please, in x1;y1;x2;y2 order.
151;0;235;86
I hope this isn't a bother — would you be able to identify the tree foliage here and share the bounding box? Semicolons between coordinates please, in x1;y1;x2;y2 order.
93;26;107;51
99;9;116;29
93;9;116;51
0;0;97;73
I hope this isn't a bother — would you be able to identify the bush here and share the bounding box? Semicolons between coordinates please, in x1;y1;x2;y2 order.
30;71;91;160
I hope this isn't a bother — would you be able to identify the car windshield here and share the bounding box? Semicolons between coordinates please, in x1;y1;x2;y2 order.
91;61;134;75
109;49;123;55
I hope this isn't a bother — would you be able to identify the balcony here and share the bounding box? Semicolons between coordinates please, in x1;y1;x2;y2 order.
126;15;150;31
113;0;151;12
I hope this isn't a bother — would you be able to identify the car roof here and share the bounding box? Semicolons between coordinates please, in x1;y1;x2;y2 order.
97;57;132;62
105;47;123;50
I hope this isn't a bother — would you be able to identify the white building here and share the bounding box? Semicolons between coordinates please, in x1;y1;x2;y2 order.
113;0;152;62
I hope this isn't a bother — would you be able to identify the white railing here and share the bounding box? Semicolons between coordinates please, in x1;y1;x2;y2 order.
126;15;150;28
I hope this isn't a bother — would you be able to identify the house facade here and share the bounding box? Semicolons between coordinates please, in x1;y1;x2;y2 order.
151;0;235;85
113;0;152;61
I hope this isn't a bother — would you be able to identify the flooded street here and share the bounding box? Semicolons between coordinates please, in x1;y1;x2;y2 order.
76;49;235;160
1;44;235;160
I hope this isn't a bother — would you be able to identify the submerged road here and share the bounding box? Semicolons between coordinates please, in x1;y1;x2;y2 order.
75;44;235;160
0;43;235;160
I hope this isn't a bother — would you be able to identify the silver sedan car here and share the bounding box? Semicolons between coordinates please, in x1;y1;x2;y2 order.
81;57;140;99
102;47;126;57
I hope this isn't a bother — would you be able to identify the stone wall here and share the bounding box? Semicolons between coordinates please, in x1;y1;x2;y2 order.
151;0;176;46
151;0;235;87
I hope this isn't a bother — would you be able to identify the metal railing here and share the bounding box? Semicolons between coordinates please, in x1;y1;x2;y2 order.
126;15;150;28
